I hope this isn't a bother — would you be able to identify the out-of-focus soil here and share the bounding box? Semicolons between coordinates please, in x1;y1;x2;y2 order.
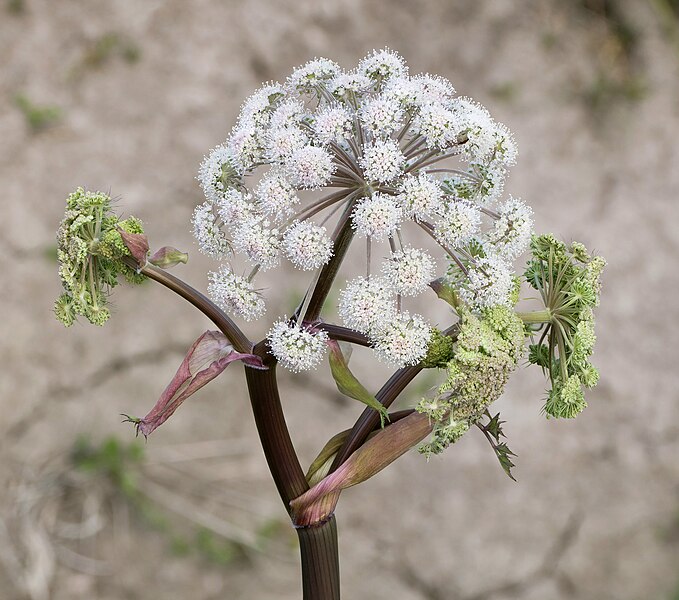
1;1;679;598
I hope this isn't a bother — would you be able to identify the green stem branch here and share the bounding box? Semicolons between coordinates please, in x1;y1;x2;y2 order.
517;309;552;324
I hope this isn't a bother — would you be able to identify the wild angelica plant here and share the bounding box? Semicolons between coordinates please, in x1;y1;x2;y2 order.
55;49;605;599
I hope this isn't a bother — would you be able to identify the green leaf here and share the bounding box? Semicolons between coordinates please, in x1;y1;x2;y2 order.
327;340;389;426
494;442;517;482
479;413;517;481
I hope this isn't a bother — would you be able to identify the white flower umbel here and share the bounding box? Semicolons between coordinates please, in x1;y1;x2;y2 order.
486;196;533;260
192;48;535;371
358;48;408;85
288;58;341;93
413;104;462;149
227;125;263;172
239;82;286;127
192;202;231;258
412;74;456;106
207;266;266;321
283;221;333;270
313;105;352;144
338;276;397;335
265;126;308;164
360;139;405;184
359;96;403;137
231;216;281;270
198;144;238;203
269;98;306;129
255;171;299;221
268;320;329;372
285;145;335;189
329;72;372;100
397;173;443;221
216;189;254;226
382;247;435;296
435;200;481;249
459;256;514;309
351;193;403;240
372;312;432;367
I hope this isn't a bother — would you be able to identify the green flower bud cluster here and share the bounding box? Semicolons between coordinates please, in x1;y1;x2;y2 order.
417;304;525;457
524;235;605;419
55;187;145;327
421;328;456;368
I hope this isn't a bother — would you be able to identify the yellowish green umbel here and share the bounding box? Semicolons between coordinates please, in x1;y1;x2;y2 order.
523;235;606;418
54;187;145;326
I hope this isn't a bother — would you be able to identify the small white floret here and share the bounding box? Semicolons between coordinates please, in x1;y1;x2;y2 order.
435;200;481;249
397;173;443;220
285;145;335;189
360;139;405;184
372;312;432;367
192;202;231;259
382;247;436;296
268;320;329;372
207;266;265;321
283;221;334;270
338;276;397;335
351;193;403;240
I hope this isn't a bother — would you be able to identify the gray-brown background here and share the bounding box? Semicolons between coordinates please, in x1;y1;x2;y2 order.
1;1;678;598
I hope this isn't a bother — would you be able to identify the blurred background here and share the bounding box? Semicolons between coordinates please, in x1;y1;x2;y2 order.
2;0;679;598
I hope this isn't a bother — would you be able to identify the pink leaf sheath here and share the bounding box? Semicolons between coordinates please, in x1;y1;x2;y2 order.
128;331;265;437
117;228;150;267
291;411;432;526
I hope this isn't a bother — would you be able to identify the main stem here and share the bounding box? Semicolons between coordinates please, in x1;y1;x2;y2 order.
245;356;340;600
135;261;340;599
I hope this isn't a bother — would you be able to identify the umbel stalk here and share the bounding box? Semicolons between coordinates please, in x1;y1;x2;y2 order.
141;261;341;598
245;352;340;600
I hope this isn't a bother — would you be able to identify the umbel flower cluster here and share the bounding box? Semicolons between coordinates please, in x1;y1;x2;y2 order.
52;49;607;599
55;188;145;326
54;49;606;478
193;48;532;371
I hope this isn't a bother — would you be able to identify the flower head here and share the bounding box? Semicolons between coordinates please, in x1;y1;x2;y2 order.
338;276;396;335
288;58;341;93
359;96;403;137
372;312;432;367
190;49;536;371
207;266;266;321
255;171;299;221
485;196;533;260
268;320;329;372
283;221;334;270
192;201;231;258
459;256;514;309
231;216;281;270
360;139;405;184
434;200;481;249
351;193;403;240
397;173;443;220
358;48;408;85
285;145;335;189
55;188;146;327
313;105;353;144
382;247;436;296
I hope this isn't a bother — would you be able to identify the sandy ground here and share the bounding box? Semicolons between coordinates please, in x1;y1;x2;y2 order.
2;0;679;598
